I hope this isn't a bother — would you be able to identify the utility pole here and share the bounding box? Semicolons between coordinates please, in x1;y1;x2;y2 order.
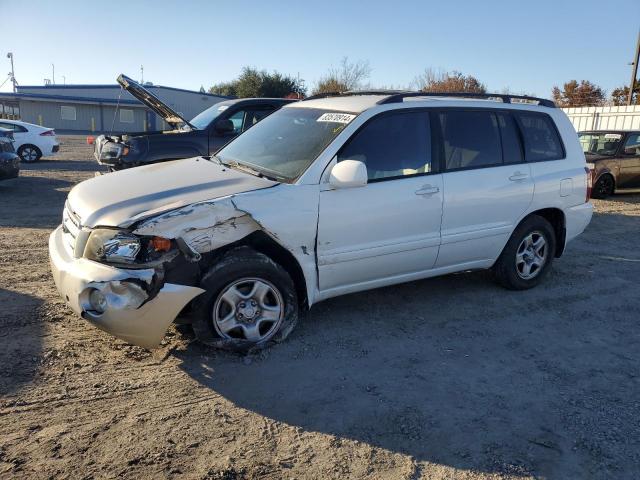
628;29;640;106
7;52;16;92
51;63;55;84
62;75;66;85
140;65;144;84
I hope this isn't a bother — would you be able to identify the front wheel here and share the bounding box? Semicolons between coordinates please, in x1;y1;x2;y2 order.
191;247;299;351
492;215;556;290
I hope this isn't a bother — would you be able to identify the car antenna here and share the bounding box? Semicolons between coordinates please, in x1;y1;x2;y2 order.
110;87;123;135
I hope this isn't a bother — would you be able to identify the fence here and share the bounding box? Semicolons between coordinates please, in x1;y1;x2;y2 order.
562;105;640;132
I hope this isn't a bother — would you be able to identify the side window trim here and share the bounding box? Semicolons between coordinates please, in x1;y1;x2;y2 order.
337;108;436;183
498;112;526;165
513;111;566;162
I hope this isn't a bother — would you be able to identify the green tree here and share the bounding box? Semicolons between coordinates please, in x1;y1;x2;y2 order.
209;67;305;98
551;80;605;107
611;80;640;106
313;57;372;94
414;69;486;93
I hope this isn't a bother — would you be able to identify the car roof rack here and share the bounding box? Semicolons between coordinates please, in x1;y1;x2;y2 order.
377;91;556;108
302;90;410;102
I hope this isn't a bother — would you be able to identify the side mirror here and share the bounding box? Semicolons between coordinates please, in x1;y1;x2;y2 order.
214;119;235;135
624;145;639;155
329;160;367;189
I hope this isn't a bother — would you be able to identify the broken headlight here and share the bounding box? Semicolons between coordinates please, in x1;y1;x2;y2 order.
84;230;142;264
98;142;128;161
84;229;176;265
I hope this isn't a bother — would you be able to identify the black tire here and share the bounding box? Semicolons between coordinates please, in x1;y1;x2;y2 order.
591;174;615;199
492;215;556;290
192;247;299;352
17;144;42;163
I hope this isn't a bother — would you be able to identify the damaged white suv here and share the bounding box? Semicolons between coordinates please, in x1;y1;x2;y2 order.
50;92;593;350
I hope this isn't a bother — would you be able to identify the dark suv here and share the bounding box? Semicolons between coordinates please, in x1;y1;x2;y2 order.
578;130;640;198
94;74;295;171
0;127;20;181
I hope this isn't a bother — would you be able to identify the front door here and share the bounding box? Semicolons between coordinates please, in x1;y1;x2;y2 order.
618;132;640;189
317;110;443;293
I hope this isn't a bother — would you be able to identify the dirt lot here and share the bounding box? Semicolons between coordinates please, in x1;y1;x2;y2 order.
0;136;639;479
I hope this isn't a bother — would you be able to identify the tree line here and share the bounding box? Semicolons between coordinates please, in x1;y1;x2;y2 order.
208;57;640;107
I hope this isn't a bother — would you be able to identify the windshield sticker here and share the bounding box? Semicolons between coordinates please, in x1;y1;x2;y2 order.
604;133;622;139
317;113;356;124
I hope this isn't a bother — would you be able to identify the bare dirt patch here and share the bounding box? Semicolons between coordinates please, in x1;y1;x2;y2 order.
0;136;639;479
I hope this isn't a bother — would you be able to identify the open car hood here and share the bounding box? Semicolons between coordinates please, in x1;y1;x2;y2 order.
117;74;195;129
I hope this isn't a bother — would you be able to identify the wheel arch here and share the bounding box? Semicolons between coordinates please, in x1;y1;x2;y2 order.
197;231;309;310
522;208;566;257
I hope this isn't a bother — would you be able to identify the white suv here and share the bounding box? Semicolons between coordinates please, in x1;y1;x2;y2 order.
49;92;593;350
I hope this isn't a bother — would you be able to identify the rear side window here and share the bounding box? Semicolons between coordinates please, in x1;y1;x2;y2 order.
498;113;524;164
516;113;564;161
437;110;501;170
338;111;431;181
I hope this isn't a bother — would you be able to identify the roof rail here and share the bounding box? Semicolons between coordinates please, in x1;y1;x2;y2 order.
302;89;410;102
377;92;556;108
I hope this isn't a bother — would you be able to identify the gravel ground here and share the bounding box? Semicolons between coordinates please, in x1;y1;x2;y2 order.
0;136;639;479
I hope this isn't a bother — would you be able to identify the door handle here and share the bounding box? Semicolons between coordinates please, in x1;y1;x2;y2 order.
415;185;440;196
509;171;529;181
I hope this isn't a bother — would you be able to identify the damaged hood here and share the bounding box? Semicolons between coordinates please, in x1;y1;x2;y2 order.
117;74;194;129
68;158;277;228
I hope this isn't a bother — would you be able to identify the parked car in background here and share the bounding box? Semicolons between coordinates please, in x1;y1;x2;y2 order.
50;91;592;351
0;119;59;163
578;130;640;198
93;74;295;171
0;127;20;181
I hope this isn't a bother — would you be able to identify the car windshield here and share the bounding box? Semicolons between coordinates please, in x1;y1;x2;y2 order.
216;107;356;181
189;103;231;130
578;132;622;155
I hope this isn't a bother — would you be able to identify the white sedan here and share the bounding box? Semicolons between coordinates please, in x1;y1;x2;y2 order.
0;119;59;162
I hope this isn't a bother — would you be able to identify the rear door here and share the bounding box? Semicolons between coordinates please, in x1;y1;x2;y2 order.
317;110;443;293
618;132;640;189
434;109;534;268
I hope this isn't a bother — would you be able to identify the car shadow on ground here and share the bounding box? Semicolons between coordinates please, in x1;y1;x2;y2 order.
174;211;640;478
0;176;75;229
20;159;101;173
0;289;44;396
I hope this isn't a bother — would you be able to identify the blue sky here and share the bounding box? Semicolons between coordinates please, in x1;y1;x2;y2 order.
1;0;639;97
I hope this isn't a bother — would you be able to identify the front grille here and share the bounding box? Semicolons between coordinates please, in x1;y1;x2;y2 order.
62;201;82;255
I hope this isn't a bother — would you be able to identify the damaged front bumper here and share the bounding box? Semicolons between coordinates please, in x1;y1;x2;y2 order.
49;226;204;349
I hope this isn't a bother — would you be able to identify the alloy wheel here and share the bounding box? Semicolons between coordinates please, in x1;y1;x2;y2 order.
212;277;284;342
515;231;547;280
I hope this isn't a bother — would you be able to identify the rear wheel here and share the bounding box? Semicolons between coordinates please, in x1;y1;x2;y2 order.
592;174;614;199
192;247;299;351
492;215;556;290
17;144;42;163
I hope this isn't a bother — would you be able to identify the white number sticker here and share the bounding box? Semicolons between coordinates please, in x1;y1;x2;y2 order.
604;133;622;139
317;113;356;124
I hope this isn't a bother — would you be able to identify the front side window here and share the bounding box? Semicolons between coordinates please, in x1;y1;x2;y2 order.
437;110;502;170
517;113;564;161
622;133;640;156
338;111;431;181
217;107;354;181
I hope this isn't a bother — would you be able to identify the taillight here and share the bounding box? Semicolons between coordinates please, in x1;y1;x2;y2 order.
40;130;55;136
585;164;595;201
